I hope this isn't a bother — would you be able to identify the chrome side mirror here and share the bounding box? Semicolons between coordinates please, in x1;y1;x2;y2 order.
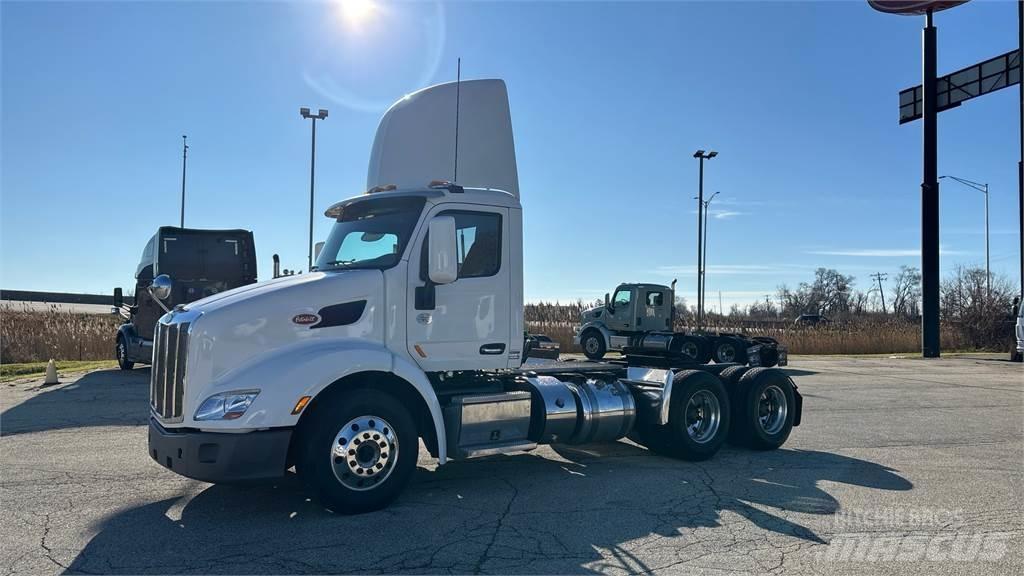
149;274;172;301
427;216;458;285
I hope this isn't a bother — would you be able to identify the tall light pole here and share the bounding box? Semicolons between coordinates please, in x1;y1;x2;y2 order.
693;149;717;330
940;175;990;297
300;107;328;271
695;190;720;322
180;135;188;228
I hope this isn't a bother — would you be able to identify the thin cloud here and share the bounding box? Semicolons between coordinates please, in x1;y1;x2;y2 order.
687;209;746;219
805;247;969;257
654;264;813;276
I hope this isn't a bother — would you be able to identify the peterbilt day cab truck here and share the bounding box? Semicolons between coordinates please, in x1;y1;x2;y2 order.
575;282;787;366
147;80;802;514
113;227;256;369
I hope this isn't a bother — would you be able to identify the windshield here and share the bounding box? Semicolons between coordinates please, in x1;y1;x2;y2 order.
315;196;426;271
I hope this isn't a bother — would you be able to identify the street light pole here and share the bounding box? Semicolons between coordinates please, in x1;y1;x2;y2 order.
693;150;717;330
940;174;990;297
300;107;328;272
698;191;720;322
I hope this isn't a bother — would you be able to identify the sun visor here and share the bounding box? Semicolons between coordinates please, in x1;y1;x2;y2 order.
367;79;519;199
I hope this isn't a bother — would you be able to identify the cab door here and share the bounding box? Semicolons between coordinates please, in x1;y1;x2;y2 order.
605;286;635;331
407;204;510;371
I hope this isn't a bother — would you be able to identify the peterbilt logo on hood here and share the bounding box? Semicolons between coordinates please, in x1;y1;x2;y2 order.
292;313;321;326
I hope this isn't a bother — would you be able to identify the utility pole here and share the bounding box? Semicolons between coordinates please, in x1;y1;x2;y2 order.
300;107;329;271
692;150;717;330
871;272;888;314
180;135;188;228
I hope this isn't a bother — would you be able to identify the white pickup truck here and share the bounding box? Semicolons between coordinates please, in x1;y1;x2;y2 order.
147;79;803;514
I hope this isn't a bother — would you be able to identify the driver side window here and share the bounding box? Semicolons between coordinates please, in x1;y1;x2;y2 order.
613;289;632;308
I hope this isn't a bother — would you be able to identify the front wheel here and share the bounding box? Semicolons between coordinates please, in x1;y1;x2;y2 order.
116;336;134;370
580;330;606;360
297;389;418;514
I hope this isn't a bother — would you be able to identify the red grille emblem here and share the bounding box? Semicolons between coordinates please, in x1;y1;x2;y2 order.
292;313;320;326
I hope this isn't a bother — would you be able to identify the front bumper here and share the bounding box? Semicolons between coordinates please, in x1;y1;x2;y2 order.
148;418;292;483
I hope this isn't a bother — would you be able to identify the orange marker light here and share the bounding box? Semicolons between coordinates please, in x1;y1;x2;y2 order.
414;345;427;358
291;396;312;415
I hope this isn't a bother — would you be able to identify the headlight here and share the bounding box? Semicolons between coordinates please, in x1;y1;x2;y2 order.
194;390;260;421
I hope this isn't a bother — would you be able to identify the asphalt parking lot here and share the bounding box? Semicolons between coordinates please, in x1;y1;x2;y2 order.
1;356;1021;575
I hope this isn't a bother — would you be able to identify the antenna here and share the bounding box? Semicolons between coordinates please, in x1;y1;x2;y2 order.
453;57;461;183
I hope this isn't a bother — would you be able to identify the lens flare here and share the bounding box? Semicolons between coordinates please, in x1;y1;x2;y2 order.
337;0;377;28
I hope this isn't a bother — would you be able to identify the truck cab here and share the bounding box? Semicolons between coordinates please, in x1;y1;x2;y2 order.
145;79;800;515
576;283;674;358
114;227;256;369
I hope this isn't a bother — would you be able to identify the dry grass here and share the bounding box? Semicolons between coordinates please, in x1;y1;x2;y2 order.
0;302;1013;364
0;303;120;364
528;315;1014;356
0;360;118;382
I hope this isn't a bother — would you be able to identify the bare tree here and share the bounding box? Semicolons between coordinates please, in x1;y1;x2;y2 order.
890;265;921;319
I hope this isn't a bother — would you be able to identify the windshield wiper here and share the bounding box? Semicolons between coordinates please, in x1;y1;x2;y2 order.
326;259;357;267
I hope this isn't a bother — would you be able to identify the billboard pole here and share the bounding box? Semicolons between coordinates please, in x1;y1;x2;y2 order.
921;8;941;357
1018;0;1023;306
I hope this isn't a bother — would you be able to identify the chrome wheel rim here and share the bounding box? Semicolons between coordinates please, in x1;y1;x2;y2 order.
584;336;600;355
758;385;788;435
117;341;126;364
684;390;721;444
331;415;398;491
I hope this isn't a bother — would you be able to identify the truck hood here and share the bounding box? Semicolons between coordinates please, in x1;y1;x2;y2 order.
182;272;324;315
179;269;386;387
581;305;606;322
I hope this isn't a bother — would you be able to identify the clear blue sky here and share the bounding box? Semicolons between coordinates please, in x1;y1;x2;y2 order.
2;0;1020;310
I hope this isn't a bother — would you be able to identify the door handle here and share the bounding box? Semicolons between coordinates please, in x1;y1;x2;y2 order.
479;343;506;355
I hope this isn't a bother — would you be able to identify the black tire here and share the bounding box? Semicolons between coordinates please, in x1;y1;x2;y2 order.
734;368;796;450
718;366;750;443
116;335;134;371
297;388;418;514
676;336;711;364
580;329;606;360
713;337;748;364
632;370;730;461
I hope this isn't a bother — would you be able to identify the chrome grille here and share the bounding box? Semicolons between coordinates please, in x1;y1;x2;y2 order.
150;321;190;420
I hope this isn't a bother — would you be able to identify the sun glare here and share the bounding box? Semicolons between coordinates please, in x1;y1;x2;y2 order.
337;0;378;28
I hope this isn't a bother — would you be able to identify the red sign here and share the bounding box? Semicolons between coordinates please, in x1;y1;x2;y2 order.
868;1;969;15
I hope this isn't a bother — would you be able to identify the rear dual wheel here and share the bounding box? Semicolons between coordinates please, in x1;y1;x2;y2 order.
712;337;748;364
631;370;730;461
730;368;796;450
676;336;712;364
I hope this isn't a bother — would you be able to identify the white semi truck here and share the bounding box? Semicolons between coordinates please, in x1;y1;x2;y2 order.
147;79;802;514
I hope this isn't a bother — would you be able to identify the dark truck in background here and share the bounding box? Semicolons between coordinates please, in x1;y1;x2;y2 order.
113;227;257;369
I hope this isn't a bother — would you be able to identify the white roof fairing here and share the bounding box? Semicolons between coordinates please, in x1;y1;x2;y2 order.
366;79;520;199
